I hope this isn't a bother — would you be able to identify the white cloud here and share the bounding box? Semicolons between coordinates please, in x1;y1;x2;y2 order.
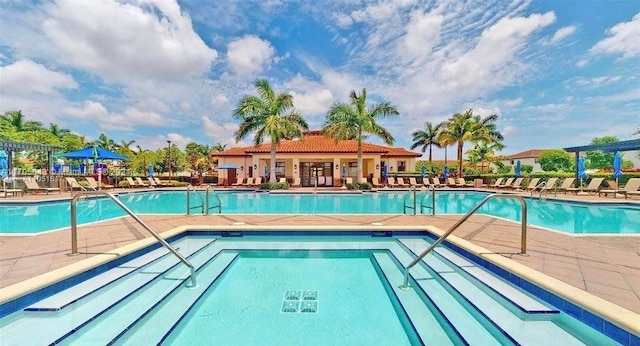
226;35;275;76
42;0;217;84
0;60;77;96
399;10;443;63
575;75;621;88
502;98;523;107
210;93;229;108
166;132;194;149
201;116;238;145
591;12;640;58
286;74;334;120
576;59;588;67
65;101;168;131
550;25;576;43
501;125;521;137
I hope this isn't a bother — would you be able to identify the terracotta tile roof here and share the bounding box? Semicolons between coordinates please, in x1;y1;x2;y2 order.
508;149;547;159
212;131;421;157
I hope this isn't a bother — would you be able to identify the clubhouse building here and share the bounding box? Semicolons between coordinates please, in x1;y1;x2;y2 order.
212;131;422;187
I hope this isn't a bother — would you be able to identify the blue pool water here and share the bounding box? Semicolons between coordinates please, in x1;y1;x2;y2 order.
0;234;629;345
0;191;638;235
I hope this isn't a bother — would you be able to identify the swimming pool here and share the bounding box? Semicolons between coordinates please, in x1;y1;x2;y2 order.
0;230;634;345
1;191;638;235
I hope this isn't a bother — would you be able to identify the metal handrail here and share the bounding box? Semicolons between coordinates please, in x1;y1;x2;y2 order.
69;192;196;287
420;184;436;215
403;185;417;215
400;194;527;289
530;181;547;199
205;184;221;215
186;184;205;215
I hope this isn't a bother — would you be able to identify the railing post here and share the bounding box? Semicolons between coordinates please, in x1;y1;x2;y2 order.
205;185;210;216
412;186;416;216
431;184;435;215
70;195;79;255
186;188;191;215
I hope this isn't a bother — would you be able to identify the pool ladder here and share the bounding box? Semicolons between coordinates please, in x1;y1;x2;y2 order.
186;184;222;215
69;192;197;288
400;194;528;290
403;185;436;215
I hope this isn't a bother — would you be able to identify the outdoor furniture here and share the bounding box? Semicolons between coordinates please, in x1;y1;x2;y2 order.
523;178;541;191
619;178;640;199
86;177;114;190
125;177;143;188
431;177;445;188
488;177;504;189
507;178;525;190
497;177;515;189
371;177;384;188
2;188;24;197
291;177;301;187
566;177;604;194
456;178;474;188
154;177;171;187
231;178;245;187
598;180;620;197
555;178;576;194
135;177;150;187
65;177;88;191
23;179;60;194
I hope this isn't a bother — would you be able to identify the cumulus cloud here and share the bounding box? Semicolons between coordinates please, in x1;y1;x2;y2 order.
286;74;334;119
226;35;275;76
65;101;168;131
42;0;217;84
0;60;77;96
201;116;238;145
590;12;640;58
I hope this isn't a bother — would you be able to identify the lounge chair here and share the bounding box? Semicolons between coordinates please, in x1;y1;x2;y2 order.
457;178;474;188
523;178;541;191
86;177;114;190
154;177;171;187
23;179;60;194
387;177;397;187
488;178;504;189
371;177;384;188
65;177;88;191
497;177;514;189
2;187;23;197
566;177;603;194
447;178;457;187
126;177;143;188
507;178;525;190
408;177;419;187
231;177;245;187
598;180;620;197
291;177;301;187
555;178;576;194
242;177;253;187
252;177;263;187
618;178;640;199
278;177;287;184
345;177;353;185
397;177;409;188
431;177;445;188
135;177;150;188
147;177;158;187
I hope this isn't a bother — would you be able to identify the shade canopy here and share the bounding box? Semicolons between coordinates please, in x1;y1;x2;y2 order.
57;146;130;161
217;164;237;169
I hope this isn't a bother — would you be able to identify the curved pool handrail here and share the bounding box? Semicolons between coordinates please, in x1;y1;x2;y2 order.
205;184;222;214
186;184;205;215
403;185;417;215
420;184;436;215
400;194;527;290
70;191;196;288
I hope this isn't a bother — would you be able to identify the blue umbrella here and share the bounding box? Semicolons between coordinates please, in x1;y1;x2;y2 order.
341;164;346;179
147;165;155;178
264;165;268;179
613;151;622;187
443;166;449;179
382;165;387;178
0;151;8;190
515;160;522;178
420;165;426;179
578;156;587;179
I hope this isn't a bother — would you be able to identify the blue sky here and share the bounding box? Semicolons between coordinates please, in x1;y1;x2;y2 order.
1;0;638;160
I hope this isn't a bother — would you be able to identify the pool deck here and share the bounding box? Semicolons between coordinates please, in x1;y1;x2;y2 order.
1;187;639;319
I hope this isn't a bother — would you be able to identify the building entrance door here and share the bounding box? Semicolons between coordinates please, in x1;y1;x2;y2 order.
301;162;334;187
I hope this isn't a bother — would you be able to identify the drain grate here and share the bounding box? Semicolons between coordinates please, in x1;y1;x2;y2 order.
282;290;319;313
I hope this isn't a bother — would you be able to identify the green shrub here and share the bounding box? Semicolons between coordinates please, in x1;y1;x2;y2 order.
346;182;372;190
259;182;290;190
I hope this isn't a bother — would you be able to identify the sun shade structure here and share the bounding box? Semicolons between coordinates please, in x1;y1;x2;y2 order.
563;139;640;188
0;140;64;188
56;146;130;161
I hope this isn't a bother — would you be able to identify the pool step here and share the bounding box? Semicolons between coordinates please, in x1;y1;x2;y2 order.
398;239;587;346
60;245;237;345
371;253;457;345
388;244;505;345
0;237;215;346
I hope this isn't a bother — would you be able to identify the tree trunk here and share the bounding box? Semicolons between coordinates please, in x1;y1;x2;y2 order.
457;141;464;177
357;137;363;183
428;144;432;163
270;143;277;183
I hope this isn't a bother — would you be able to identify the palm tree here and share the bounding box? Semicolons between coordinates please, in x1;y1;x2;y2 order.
410;121;446;163
49;123;70;139
438;109;503;176
466;142;504;173
2;110;26;130
233;79;309;183
90;133;117;151
633;126;640;136
323;88;399;183
212;143;227;152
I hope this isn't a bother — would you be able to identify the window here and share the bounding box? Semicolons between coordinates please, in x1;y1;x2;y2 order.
398;161;406;172
534;158;540;163
348;162;357;176
510;160;514;165
275;162;285;176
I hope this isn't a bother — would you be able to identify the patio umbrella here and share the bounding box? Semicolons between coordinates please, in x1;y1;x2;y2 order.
342;164;346;178
443;166;449;179
578;156;587;190
264;165;268;180
93;146;102;190
147;165;155;178
515;160;522;178
382;165;388;184
420;165;426;179
613;151;622;188
0;151;7;190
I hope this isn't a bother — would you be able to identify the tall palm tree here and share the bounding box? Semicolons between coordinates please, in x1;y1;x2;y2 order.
466;142;504;173
233;79;309;183
2;110;26;130
323;88;399;183
49;123;71;139
410;121;446;163
212;143;227;152
438;109;503;176
90;133;118;151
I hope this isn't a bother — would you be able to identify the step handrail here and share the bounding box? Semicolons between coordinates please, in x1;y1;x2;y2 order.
403;185;417;215
186;184;205;215
530;181;547;199
70;191;196;287
400;194;527;289
205;184;222;215
420;184;436;215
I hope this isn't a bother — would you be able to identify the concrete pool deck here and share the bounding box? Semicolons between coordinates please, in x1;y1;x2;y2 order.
1;187;639;320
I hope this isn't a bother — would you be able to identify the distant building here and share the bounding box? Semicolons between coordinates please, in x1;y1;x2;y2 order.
499;149;547;173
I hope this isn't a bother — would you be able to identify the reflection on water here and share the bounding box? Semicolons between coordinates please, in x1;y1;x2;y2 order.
1;191;638;235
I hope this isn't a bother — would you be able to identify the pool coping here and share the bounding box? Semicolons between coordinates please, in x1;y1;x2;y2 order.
0;224;638;338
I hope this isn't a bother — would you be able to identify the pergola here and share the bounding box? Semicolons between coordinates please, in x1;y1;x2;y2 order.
563;139;640;187
0;140;64;187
